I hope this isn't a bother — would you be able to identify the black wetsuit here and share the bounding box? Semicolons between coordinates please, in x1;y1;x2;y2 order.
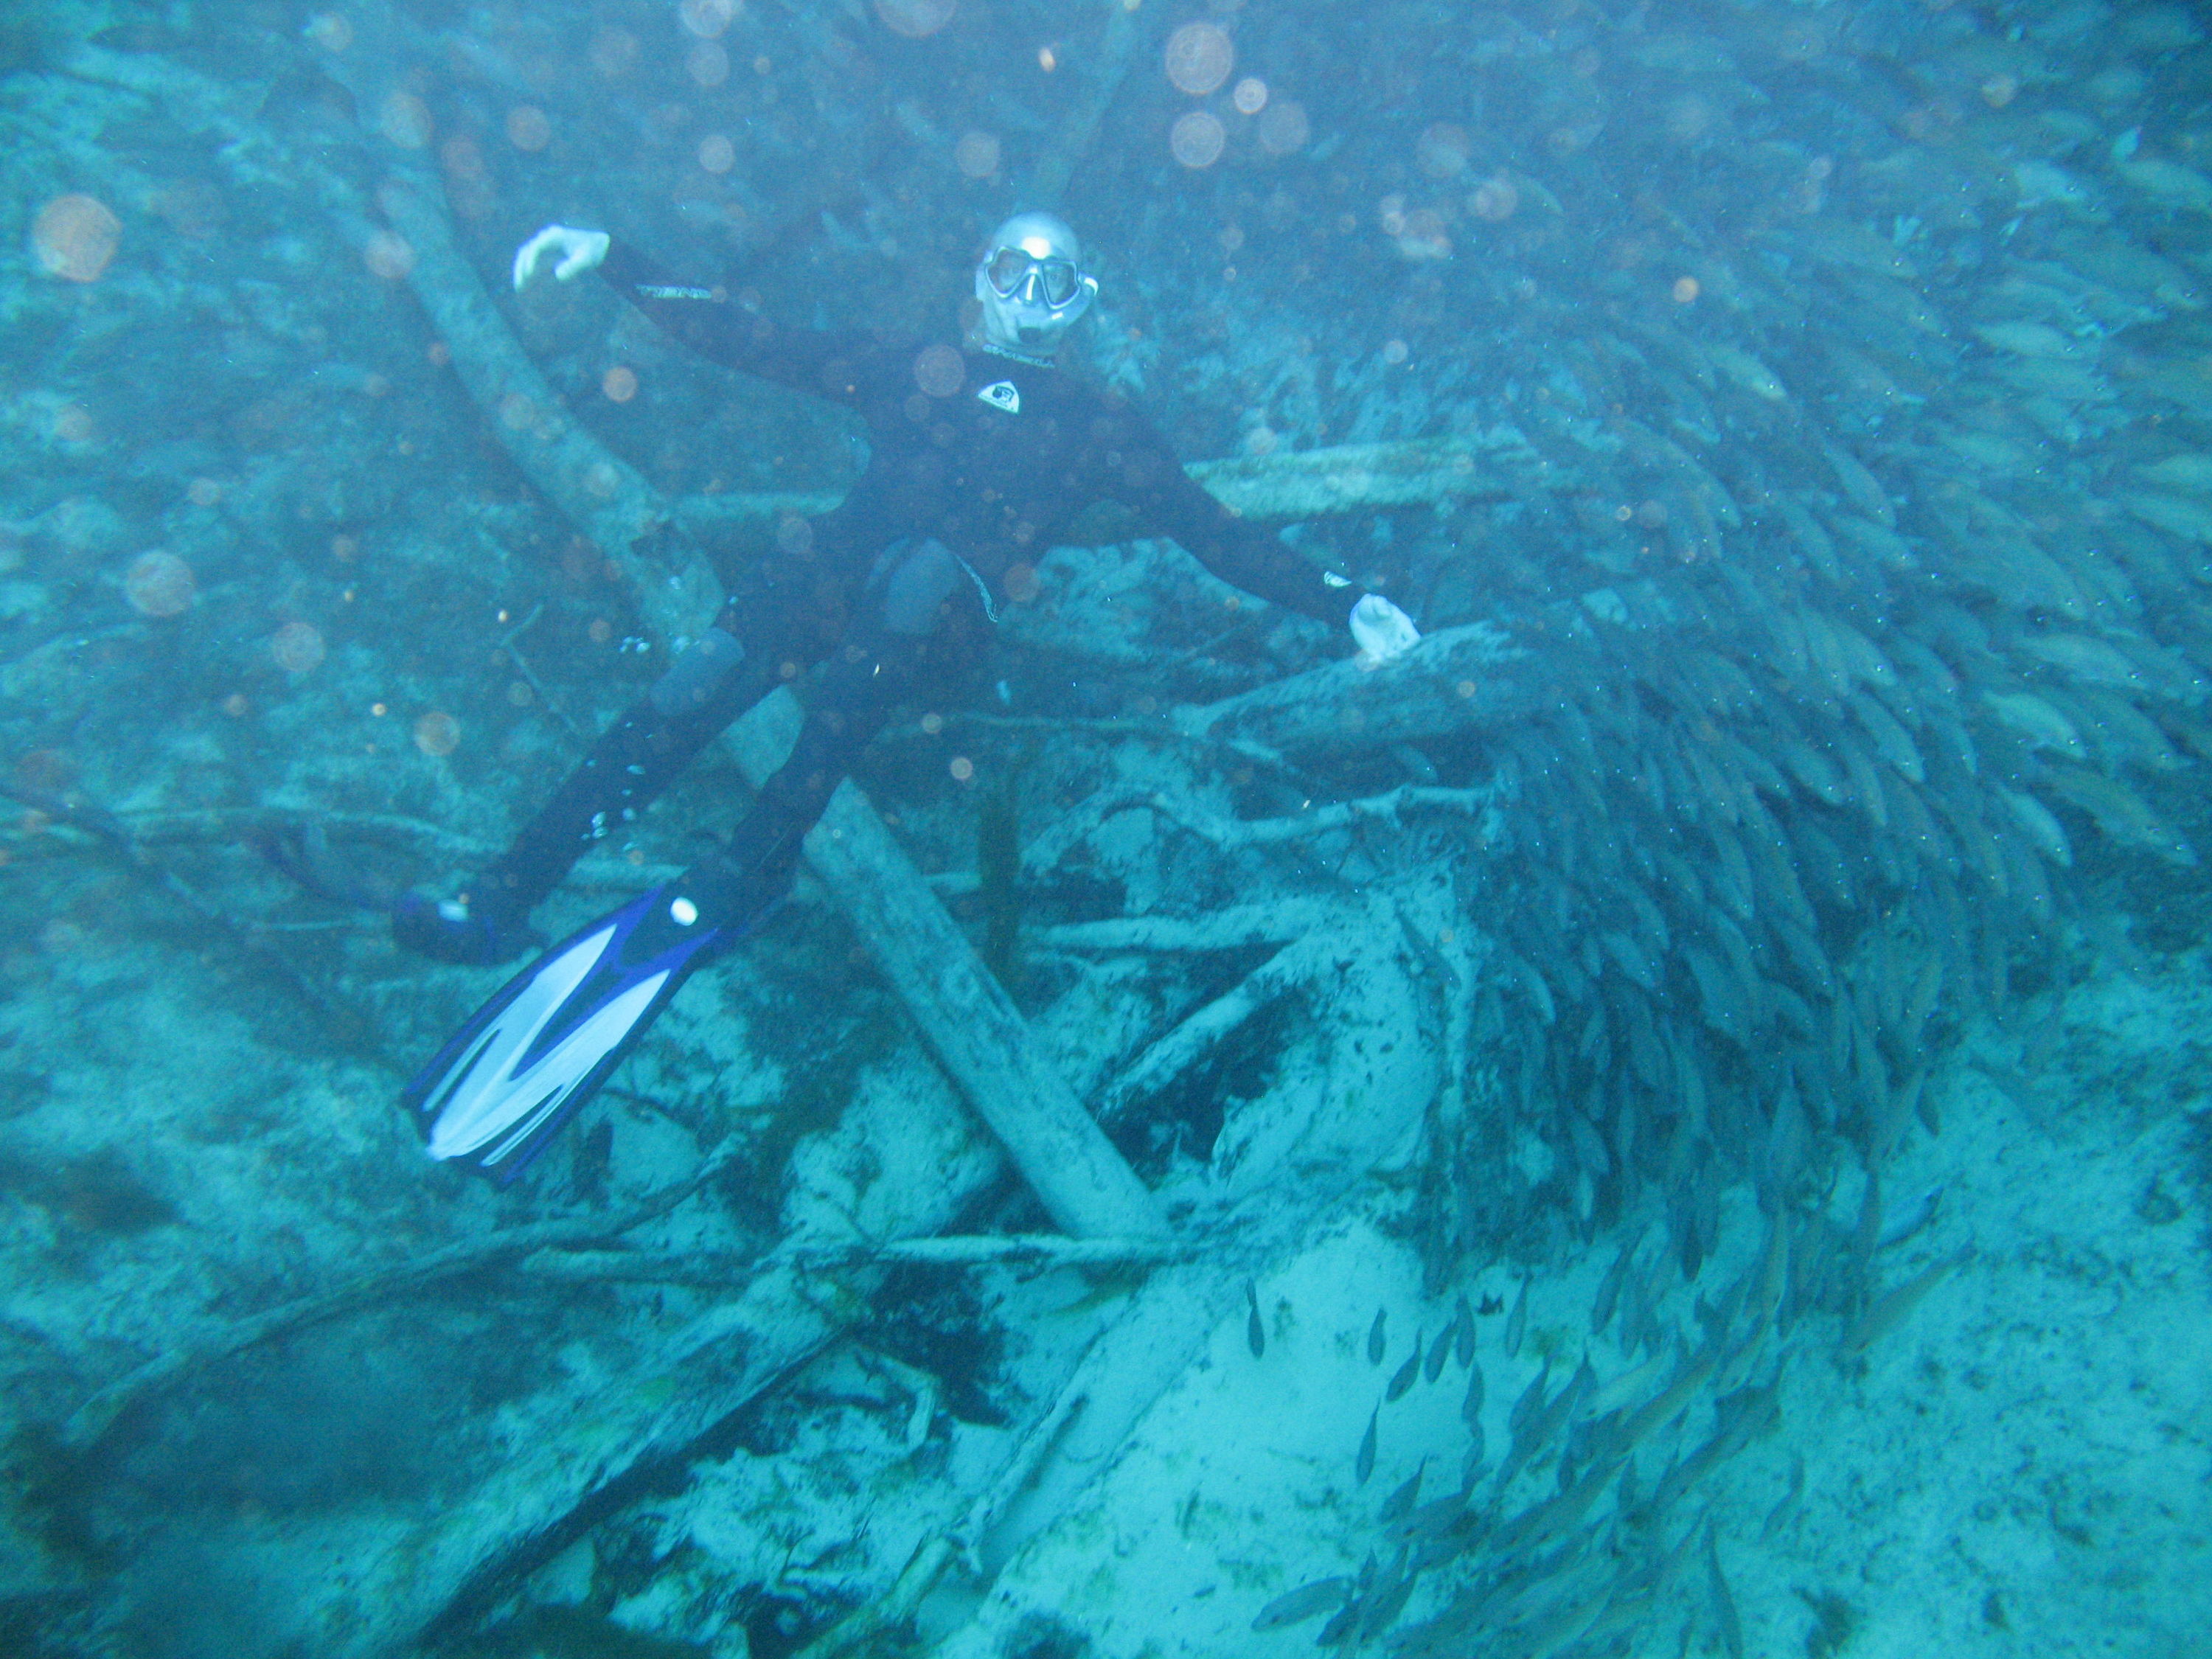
453;240;1366;946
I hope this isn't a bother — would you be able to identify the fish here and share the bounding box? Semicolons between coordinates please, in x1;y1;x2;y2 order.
1246;1281;1265;1359
1878;1183;1944;1251
1982;691;2085;757
1424;1322;1453;1384
1387;1339;1422;1402
1378;1458;1427;1525
1315;1600;1359;1647
1708;344;1787;402
1589;1225;1646;1335
1509;1354;1553;1438
1355;1405;1377;1485
1368;1306;1388;1366
1706;1525;1744;1659
1249;1578;1352;1632
1843;1246;1975;1354
1460;1356;1485;1429
1504;1276;1528;1357
1761;1453;1806;1541
1384;1490;1468;1545
1453;1293;1476;1366
1354;1549;1416;1644
2039;767;2195;865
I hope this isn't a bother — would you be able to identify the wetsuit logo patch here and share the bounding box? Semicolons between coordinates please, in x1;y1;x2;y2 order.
977;380;1020;414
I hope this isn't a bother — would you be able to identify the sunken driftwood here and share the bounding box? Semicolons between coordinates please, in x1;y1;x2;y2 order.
675;428;1579;554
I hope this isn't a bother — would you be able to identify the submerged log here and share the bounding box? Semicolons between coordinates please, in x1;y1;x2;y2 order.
1175;620;1539;754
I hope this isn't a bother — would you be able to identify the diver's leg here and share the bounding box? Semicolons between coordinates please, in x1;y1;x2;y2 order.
397;576;841;963
655;538;977;939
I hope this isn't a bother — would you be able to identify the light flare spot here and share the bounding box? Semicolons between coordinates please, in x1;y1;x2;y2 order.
32;195;122;282
1004;562;1040;602
271;620;326;674
305;13;352;51
1470;178;1519;221
188;479;223;507
364;229;415;279
1256;100;1308;156
956;131;1001;178
52;405;96;443
1165;22;1234;95
1672;275;1700;303
380;91;434;149
913;343;966;397
1171;110;1227;169
698;133;736;173
1382;339;1409;365
414;711;461;757
687;41;730;87
602;365;639;403
505;105;552;151
1416;122;1472;179
1232;77;1268;114
949;755;975;782
919;712;945;734
680;0;735;40
874;0;956;38
124;551;195;617
590;28;640;76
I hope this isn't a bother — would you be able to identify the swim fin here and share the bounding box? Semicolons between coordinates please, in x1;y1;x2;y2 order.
402;883;742;1183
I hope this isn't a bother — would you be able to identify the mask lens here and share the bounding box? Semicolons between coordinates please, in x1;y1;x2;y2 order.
987;248;1083;307
987;248;1031;298
1039;258;1079;306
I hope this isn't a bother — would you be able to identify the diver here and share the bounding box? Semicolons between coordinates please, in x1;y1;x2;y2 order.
302;212;1421;1181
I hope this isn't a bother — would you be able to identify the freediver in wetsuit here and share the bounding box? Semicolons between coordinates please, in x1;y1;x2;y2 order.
342;212;1422;1180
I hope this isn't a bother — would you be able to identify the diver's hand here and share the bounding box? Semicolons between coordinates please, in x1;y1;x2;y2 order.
1350;594;1420;667
512;224;611;291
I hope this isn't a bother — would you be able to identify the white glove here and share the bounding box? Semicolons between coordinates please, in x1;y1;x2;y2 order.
1350;594;1420;667
512;224;611;291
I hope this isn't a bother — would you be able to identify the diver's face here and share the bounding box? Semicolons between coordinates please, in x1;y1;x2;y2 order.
973;238;1095;354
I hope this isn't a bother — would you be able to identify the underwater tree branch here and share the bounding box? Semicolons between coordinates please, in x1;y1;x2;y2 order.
60;1134;746;1452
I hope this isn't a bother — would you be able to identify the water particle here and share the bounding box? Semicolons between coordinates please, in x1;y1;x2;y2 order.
875;0;956;39
956;131;1001;178
1256;100;1308;156
1166;23;1234;96
123;552;195;617
505;105;552;151
914;344;966;397
1172;110;1227;170
271;621;327;674
687;41;729;88
364;230;414;279
32;195;122;282
680;0;735;39
414;712;461;757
